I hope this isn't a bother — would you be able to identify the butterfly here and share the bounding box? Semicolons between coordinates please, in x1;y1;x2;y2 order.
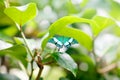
48;35;78;48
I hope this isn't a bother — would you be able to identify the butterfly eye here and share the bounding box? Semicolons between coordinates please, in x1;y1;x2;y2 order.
54;42;57;45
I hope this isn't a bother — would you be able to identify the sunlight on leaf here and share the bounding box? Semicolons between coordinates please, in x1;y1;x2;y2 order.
4;3;37;26
41;16;93;50
82;8;96;19
109;0;120;21
91;16;115;37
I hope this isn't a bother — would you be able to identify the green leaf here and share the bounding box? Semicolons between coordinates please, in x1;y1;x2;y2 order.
0;32;13;43
52;52;78;76
111;26;120;37
66;48;94;68
41;16;93;50
67;0;78;14
109;0;120;21
4;3;37;26
2;25;18;36
0;45;27;67
91;16;115;36
82;8;96;19
0;73;20;80
80;0;89;8
13;37;24;45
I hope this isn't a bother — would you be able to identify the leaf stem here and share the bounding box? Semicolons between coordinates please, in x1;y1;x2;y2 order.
16;23;33;57
29;49;38;80
92;38;98;65
16;24;34;80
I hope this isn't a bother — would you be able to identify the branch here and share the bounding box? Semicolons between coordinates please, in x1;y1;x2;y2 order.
29;49;38;80
98;63;117;74
36;67;43;80
36;55;44;80
16;24;34;80
17;24;33;57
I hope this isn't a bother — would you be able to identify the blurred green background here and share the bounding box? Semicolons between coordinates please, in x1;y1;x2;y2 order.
1;0;120;80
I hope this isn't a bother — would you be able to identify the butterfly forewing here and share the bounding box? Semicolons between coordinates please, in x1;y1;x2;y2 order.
48;35;78;48
48;37;63;48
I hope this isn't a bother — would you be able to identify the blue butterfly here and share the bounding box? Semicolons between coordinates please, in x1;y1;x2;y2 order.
48;35;78;48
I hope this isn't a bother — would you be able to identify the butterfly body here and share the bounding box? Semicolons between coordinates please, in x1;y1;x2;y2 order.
48;35;78;48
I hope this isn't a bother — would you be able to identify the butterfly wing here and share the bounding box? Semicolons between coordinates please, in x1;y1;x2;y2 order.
56;36;72;48
48;37;63;48
48;38;55;44
64;38;78;48
48;35;78;48
54;35;65;43
72;39;78;44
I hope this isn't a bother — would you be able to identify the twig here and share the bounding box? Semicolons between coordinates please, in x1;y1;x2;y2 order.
98;63;117;74
36;55;44;80
29;49;38;80
29;59;34;80
18;24;33;57
16;24;34;80
36;67;43;80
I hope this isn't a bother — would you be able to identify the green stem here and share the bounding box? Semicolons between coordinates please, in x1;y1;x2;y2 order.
91;33;98;65
16;23;33;57
29;49;38;80
16;24;33;80
21;30;33;57
29;59;34;80
92;39;97;65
